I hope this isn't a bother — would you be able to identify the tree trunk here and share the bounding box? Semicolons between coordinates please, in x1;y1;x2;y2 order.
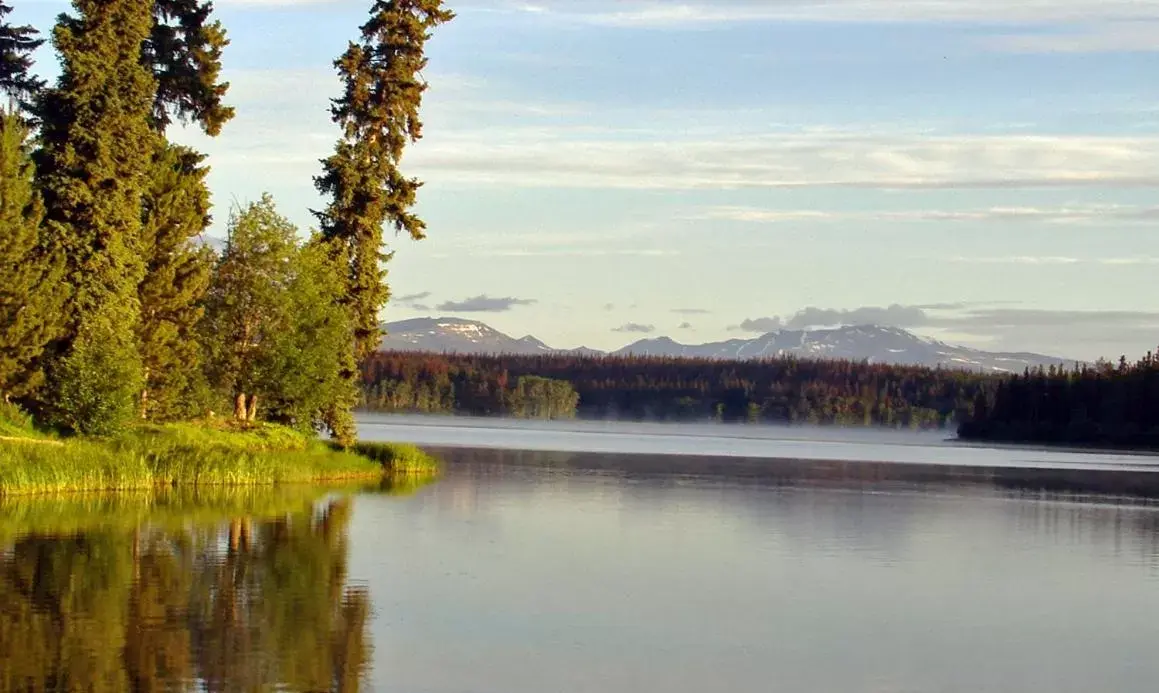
140;374;149;420
234;393;247;421
246;394;258;422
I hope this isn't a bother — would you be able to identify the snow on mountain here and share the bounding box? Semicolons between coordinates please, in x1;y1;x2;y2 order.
379;317;554;355
613;324;1076;372
379;318;1076;372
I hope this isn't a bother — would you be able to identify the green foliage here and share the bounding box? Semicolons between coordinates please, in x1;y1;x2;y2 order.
139;142;215;421
506;376;579;419
0;111;65;401
35;0;158;430
51;310;145;436
349;441;440;474
263;239;359;440
0;422;383;496
362;351;992;428
0;2;45;107
960;351;1159;448
148;1;235;135
314;0;455;360
202;195;359;438
202;194;300;410
0;400;38;438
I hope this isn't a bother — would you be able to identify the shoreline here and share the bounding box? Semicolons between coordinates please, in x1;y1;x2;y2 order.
422;444;1159;500
0;423;439;498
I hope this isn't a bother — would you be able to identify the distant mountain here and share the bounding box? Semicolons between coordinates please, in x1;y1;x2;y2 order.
379;317;554;356
379;318;1075;373
613;325;1075;373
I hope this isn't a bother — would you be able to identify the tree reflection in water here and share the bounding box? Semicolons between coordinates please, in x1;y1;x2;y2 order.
0;498;371;692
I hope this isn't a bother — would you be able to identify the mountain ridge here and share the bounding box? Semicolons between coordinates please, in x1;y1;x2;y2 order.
378;317;1077;373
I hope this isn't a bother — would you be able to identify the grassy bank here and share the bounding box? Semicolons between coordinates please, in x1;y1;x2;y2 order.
0;411;441;497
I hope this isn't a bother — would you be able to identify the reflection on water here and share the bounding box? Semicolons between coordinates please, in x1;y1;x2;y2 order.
0;489;372;692
3;452;1159;692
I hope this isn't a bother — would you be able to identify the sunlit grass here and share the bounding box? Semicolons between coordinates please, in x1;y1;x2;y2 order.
0;420;385;497
348;441;441;475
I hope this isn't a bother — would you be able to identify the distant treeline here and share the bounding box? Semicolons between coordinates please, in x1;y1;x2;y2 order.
360;352;995;428
959;352;1159;449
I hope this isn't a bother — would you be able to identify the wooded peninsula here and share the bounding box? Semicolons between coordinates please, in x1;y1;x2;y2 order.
0;0;453;494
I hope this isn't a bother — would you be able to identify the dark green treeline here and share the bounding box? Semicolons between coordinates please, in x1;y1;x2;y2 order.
361;351;995;427
959;352;1159;448
0;1;452;443
0;498;372;691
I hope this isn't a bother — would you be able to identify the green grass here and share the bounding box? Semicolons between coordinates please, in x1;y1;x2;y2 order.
0;419;427;497
348;441;442;475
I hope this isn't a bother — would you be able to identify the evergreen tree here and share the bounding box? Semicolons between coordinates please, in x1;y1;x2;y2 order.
314;0;454;360
0;110;64;401
0;2;45;108
138;142;214;420
148;0;234;135
35;0;159;433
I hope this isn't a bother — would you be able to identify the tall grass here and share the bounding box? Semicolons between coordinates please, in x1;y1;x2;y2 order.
348;441;441;475
0;421;388;497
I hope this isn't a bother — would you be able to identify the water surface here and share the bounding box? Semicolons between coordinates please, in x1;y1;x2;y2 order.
3;429;1159;691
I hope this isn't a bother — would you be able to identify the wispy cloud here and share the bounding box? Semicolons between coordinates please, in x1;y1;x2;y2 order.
411;132;1159;191
473;0;1159;26
950;256;1159;266
613;323;657;334
437;295;538;312
698;204;1159;225
672;308;711;315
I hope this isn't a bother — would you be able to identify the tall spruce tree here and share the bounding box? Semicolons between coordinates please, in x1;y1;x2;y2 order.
314;0;454;361
148;0;233;136
135;1;232;420
0;111;64;401
35;0;159;434
0;2;45;109
138;143;214;420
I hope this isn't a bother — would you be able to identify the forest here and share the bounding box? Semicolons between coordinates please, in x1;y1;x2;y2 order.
0;0;453;447
360;351;997;428
959;352;1159;449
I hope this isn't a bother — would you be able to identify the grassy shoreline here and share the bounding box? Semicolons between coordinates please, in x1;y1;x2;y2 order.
0;417;440;498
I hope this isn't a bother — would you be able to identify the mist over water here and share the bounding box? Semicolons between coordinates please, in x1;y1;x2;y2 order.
357;413;1159;472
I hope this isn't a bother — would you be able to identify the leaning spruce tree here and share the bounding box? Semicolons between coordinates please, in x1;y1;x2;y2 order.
315;0;453;444
315;0;454;358
35;0;159;435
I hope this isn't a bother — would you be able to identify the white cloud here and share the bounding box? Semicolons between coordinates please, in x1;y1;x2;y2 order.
408;132;1159;191
698;204;1159;225
469;0;1159;25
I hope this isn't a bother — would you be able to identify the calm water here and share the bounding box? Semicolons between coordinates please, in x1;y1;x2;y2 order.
4;420;1159;692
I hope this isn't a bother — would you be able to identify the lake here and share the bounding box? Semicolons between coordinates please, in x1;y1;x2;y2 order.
3;416;1159;692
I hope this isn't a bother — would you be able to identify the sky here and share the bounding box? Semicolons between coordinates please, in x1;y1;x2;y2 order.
12;0;1159;360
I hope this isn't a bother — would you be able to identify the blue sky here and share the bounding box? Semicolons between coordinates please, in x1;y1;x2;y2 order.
14;0;1159;359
